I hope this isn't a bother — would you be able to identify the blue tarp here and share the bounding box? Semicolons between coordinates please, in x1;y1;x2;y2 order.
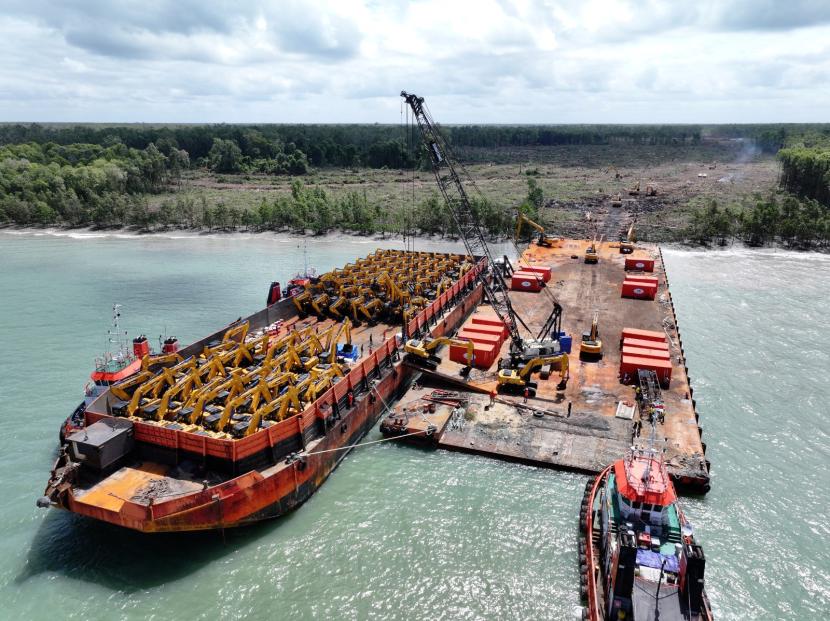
558;332;572;353
338;344;359;361
636;548;679;573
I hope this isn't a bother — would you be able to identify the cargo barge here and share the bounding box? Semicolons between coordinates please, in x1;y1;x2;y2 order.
381;239;711;493
381;91;710;493
40;249;485;532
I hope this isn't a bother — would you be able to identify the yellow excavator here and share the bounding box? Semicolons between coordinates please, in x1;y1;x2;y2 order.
310;293;330;318
620;221;636;254
139;371;202;421
123;357;197;417
288;343;320;373
580;311;602;359
232;386;302;438
324;319;353;364
197;356;229;381
497;353;570;395
328;295;349;319
183;370;245;425
355;298;383;325
213;334;259;369
110;370;157;402
404;336;475;372
515;213;557;247
145;357;198;401
585;236;599;264
140;351;183;373
292;290;313;317
222;321;249;344
112;355;194;417
302;366;344;404
377;272;409;305
112;373;167;417
208;371;296;434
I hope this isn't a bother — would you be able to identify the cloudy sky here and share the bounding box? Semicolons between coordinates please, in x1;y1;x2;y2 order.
1;0;829;123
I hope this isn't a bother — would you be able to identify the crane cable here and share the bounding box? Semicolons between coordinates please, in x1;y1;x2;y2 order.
421;98;560;332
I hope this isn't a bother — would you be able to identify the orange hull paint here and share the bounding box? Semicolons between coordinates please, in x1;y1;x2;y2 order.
53;271;485;533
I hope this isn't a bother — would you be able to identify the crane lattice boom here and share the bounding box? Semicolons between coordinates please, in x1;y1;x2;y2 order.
401;91;529;346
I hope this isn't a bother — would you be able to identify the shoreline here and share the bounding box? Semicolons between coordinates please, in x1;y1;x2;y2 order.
0;224;433;244
1;223;826;255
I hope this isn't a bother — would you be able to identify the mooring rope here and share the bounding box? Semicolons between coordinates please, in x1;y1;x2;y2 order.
298;383;430;457
300;428;429;457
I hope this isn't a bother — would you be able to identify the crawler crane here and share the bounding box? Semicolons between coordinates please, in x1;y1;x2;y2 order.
402;91;567;375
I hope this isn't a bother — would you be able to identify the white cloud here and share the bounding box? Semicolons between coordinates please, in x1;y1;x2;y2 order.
0;0;828;122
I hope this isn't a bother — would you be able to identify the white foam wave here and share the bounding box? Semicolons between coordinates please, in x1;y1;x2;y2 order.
662;244;830;263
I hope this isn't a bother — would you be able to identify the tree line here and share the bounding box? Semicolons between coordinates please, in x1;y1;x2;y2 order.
137;180;528;238
0;122;719;171
0;140;181;225
778;141;830;207
685;193;830;249
2;148;545;238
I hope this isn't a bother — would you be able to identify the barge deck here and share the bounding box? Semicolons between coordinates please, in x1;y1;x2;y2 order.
388;240;711;493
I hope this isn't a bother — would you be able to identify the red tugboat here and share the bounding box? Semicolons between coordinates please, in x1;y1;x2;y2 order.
579;373;712;620
59;305;171;443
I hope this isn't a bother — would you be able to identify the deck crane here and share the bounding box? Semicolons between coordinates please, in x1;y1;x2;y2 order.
401;91;564;369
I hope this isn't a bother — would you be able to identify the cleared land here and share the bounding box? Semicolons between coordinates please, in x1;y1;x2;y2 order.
148;142;779;241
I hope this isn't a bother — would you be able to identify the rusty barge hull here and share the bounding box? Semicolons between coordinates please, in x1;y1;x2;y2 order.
49;251;485;533
70;357;408;532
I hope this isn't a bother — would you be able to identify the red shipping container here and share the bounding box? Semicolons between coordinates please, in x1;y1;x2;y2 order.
473;343;498;369
621;328;666;343
623;337;669;350
625;257;655;272
625;273;658;284
451;342;496;369
460;324;504;338
470;315;509;338
450;343;476;366
457;329;502;347
519;265;552;282
619;355;672;386
621;281;656;300
511;272;543;292
622;346;671;361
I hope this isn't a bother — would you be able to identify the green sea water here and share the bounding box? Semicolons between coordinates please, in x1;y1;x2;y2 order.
0;231;827;620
